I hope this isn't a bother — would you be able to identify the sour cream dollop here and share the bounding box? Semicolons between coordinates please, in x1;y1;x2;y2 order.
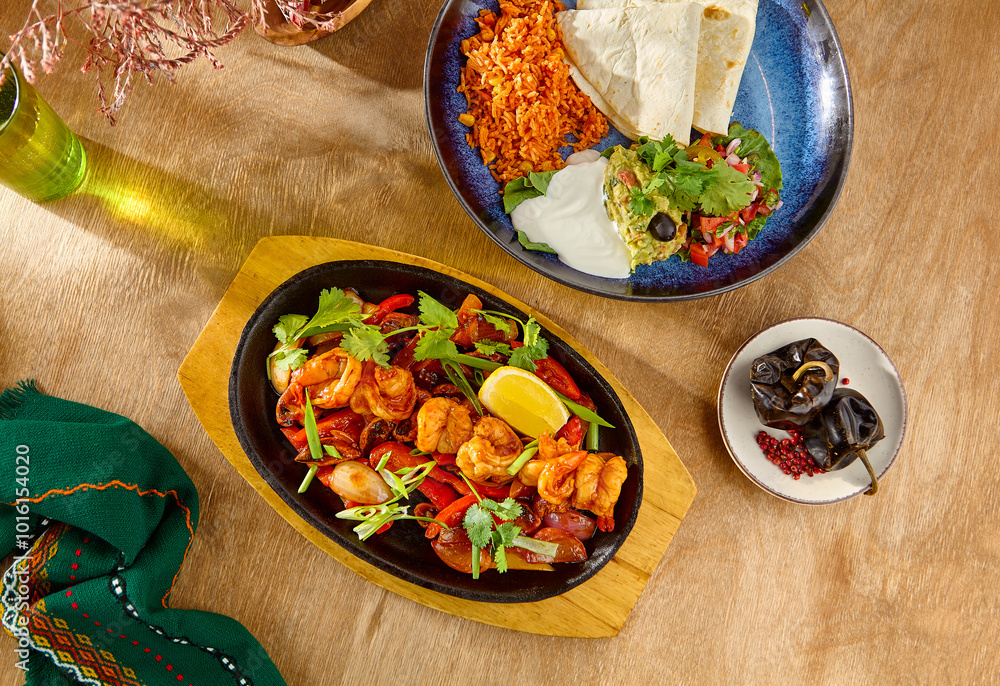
511;156;631;279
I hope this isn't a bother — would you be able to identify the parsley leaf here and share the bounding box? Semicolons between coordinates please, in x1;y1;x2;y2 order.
474;340;514;357
414;328;459;362
342;326;390;367
481;313;513;336
508;317;548;371
304;288;363;335
464;504;495;549
699;163;756;217
417;291;458;330
629;187;656;216
635;135;679;172
273;314;308;344
273;346;308;373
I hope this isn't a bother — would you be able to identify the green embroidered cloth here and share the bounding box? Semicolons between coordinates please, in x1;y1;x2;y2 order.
0;382;287;686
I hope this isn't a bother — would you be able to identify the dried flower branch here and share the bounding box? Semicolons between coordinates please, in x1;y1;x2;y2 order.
2;0;344;123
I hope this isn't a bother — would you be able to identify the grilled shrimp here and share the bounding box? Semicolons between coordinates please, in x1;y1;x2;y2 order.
351;362;417;423
519;432;577;487
416;397;474;454
276;348;363;425
536;450;588;505
583;453;628;532
456;417;522;483
571;452;607;510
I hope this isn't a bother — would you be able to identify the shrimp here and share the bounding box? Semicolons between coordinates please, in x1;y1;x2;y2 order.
537;450;588;505
350;362;417;423
417;398;474;454
571;453;607;511
276;348;362;425
587;454;628;532
456;417;522;483
517;432;574;487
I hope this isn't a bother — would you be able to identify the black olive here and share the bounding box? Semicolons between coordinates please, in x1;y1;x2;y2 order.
647;212;677;241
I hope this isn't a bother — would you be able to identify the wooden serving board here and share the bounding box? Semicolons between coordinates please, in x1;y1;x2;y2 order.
178;237;696;637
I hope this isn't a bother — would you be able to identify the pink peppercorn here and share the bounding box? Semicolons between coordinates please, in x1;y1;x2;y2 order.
756;430;825;478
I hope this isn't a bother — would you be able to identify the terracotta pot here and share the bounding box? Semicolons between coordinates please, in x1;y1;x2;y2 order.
254;0;376;46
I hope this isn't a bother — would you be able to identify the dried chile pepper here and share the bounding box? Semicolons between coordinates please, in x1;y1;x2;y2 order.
801;388;885;496
750;338;839;430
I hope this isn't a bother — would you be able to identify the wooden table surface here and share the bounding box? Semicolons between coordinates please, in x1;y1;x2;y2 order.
2;0;998;683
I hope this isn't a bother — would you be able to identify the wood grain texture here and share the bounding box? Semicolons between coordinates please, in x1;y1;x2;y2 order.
1;0;999;682
177;235;695;637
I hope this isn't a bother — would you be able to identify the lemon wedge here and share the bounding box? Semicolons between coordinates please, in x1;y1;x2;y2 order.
478;366;571;437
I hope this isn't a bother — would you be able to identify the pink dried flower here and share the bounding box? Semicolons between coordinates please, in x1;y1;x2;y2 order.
2;0;344;123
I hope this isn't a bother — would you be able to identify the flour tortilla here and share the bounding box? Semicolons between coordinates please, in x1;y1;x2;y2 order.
576;0;758;135
557;4;702;144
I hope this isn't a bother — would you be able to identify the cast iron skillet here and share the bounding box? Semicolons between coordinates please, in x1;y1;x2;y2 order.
229;261;643;602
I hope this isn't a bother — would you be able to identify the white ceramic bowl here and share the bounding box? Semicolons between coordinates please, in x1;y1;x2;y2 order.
718;317;907;504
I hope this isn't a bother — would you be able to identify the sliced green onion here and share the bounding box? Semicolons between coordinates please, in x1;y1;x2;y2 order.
297;465;318;494
506;443;539;476
381;468;410;498
586;420;599;451
298;395;323;493
459;472;484;502
553;391;614;428
474;369;485;387
471;545;481;580
452;354;502;372
409;447;431;457
323;444;343;460
374;453;390;472
442;360;483;415
511;535;559;558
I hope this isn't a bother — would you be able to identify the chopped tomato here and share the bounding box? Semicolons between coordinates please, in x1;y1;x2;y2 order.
698;132;714;147
690;243;709;267
698;215;727;234
740;204;758;224
616;169;639;189
732;233;748;254
731;163;751;174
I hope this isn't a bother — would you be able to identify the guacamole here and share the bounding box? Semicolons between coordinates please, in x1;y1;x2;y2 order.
603;148;686;270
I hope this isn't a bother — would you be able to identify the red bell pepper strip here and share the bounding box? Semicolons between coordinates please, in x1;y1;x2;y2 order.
464;480;512;500
417;479;459;510
364;294;415;326
426;494;479;539
281;427;308;452
555;415;586;447
509;341;582;400
532;357;581;400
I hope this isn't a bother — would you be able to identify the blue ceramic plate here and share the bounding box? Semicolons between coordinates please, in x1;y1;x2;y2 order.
424;0;853;301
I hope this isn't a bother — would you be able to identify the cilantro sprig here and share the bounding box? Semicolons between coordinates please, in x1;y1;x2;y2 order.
463;495;559;577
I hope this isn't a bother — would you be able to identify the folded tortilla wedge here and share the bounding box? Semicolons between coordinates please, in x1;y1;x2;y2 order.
577;0;758;135
557;4;702;144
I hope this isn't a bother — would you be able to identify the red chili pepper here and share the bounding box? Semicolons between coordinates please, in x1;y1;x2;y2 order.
364;294;415;326
426;494;479;539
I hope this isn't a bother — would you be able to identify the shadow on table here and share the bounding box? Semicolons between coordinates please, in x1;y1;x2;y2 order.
305;0;441;90
40;140;302;273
